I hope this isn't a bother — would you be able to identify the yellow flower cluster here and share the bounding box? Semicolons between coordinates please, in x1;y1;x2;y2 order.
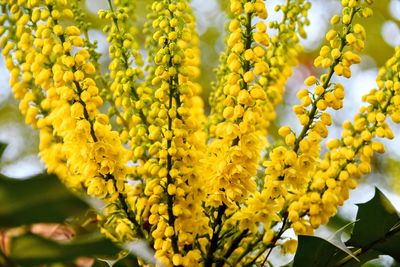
294;47;400;231
200;1;311;265
2;0;76;185
137;1;210;265
2;0;400;266
1;0;142;241
204;0;270;207
283;0;373;235
223;0;374;265
99;1;149;141
206;2;312;218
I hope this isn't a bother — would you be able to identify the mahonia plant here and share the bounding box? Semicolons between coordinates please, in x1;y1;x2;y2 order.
1;0;399;266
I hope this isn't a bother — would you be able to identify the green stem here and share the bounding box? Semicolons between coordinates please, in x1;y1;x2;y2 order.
119;194;146;239
107;0;148;128
205;204;227;267
261;213;288;266
215;229;249;267
293;8;357;153
232;235;263;266
162;0;185;254
78;1;129;130
166;73;180;254
232;9;253;144
243;245;269;267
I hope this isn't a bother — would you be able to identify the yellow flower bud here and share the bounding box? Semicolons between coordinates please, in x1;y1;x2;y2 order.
244;2;254;13
304;75;317;86
243;71;255;83
250;86;266;100
172;254;183;266
165;226;175;238
278;126;291;137
285;133;296;146
65;26;80;36
299;114;310;125
327;139;340;150
296;88;309;99
229;19;240;32
325;30;337;41
167;184;176;195
330;14;340;25
244;49;254;61
223;106;234;119
321;113;332;125
345;33;356;44
342;14;351;24
256;22;267;33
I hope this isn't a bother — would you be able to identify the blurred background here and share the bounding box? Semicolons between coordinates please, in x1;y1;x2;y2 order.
0;0;399;264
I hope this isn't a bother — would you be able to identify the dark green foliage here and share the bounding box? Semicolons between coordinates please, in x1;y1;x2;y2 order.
293;188;400;267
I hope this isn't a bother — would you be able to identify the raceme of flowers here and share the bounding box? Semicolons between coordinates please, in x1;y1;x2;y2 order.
1;0;397;266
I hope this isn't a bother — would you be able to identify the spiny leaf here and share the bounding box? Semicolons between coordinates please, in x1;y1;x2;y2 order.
328;220;359;262
292;235;348;267
334;188;400;265
346;188;400;261
293;188;400;266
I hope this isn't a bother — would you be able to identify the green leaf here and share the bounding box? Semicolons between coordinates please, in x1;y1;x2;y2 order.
0;142;6;159
292;235;349;267
346;188;400;261
327;220;359;263
362;256;400;267
373;232;400;261
341;249;382;267
9;232;121;266
347;188;399;246
327;188;400;266
0;173;89;227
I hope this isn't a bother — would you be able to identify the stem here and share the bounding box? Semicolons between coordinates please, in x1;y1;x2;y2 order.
293;8;357;153
244;245;269;267
232;10;253;146
58;33;99;144
243;11;253;91
72;81;98;142
79;12;129;131
261;214;288;266
119;194;146;239
166;73;179;254
268;0;290;63
161;0;185;254
215;229;249;267
205;204;227;267
107;0;148;128
232;235;263;266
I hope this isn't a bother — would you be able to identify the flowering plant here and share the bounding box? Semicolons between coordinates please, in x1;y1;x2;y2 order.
1;0;399;266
